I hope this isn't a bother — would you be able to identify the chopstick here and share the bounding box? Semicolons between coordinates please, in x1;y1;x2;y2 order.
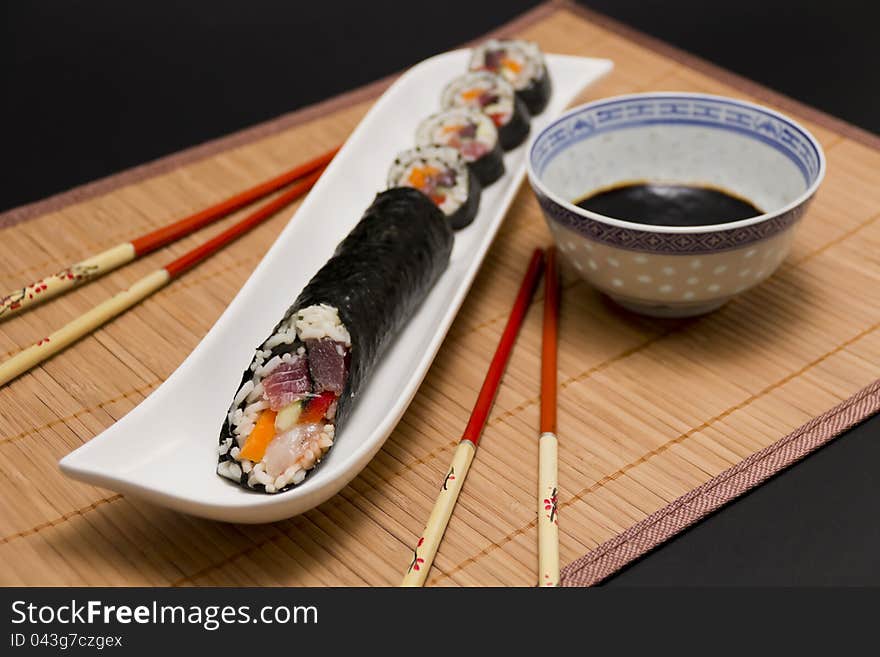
0;146;339;321
538;246;560;586
401;248;545;587
0;165;326;387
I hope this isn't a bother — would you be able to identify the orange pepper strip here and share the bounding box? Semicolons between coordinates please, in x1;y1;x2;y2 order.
442;124;464;133
460;88;482;101
240;409;277;462
501;57;522;74
408;165;438;189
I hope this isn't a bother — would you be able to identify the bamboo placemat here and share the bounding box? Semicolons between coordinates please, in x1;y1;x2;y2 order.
1;1;878;586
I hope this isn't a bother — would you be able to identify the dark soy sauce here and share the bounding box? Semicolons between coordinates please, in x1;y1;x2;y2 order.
574;182;762;227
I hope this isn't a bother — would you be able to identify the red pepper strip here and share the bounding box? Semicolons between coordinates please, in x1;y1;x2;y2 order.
299;391;336;424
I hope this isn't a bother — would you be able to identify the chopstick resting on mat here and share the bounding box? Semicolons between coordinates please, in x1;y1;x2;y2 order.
538;246;560;587
0;164;327;387
0;146;339;321
401;248;545;587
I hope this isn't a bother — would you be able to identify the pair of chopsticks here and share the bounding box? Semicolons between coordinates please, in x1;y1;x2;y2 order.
401;246;561;587
0;147;340;387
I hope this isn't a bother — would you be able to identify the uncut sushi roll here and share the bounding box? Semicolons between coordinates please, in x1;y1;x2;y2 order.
416;108;505;186
218;188;453;493
387;145;481;230
469;39;552;115
441;71;531;151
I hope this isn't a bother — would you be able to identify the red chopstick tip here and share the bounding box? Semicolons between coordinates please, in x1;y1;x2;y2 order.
460;248;545;446
540;244;560;435
131;147;339;256
163;165;325;279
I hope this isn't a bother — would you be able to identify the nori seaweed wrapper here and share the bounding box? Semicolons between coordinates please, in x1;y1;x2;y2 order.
270;187;452;426
498;95;531;151
284;187;452;425
517;67;552;115
470;141;506;186
219;187;452;489
447;166;482;230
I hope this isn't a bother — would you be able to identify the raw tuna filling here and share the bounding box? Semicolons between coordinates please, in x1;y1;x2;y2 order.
388;146;470;216
440;122;490;161
415;110;500;181
262;356;310;411
479;48;526;88
443;73;515;128
306;338;347;394
219;304;351;493
463;88;508;127
469;40;543;92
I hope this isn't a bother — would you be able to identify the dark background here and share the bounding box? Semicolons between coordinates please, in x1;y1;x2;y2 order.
2;0;878;585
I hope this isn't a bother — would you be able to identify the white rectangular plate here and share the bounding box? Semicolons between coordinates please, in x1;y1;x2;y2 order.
60;51;612;523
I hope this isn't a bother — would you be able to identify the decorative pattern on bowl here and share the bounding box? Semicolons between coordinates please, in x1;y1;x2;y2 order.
526;93;825;317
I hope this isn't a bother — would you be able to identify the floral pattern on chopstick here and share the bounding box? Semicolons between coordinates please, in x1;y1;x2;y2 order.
544;487;558;525
55;263;101;285
0;264;101;318
0;288;27;317
442;467;456;491
408;537;425;573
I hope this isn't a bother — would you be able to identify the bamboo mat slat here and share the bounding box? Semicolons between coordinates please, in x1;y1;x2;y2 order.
1;1;878;586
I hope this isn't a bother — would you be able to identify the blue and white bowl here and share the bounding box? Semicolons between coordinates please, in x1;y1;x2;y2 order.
527;92;825;317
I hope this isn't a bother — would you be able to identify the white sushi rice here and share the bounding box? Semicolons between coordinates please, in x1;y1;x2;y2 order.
294;304;351;345
234;420;254;445
415;108;498;162
243;399;268;416
387;146;470;216
263;326;297;349
255;354;283;379
228;407;243;426
468;39;544;91
247;463;273;488
231;380;254;408
246;380;264;403
249;348;270;372
441;71;516;126
217;460;242;482
221;305;349;490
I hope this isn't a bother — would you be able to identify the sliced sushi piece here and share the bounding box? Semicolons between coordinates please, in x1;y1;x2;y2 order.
387;145;481;230
469;39;552;115
416;108;505;186
218;188;453;493
441;71;531;151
